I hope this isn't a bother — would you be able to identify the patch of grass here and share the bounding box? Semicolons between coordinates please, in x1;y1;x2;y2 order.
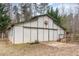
11;43;30;48
30;40;40;45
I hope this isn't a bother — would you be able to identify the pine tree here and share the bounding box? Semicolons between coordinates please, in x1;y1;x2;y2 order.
47;7;61;26
0;4;11;39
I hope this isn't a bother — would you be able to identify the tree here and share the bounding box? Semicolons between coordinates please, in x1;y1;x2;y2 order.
4;3;11;16
13;5;20;23
20;3;49;20
34;3;49;15
47;7;62;26
0;4;11;39
20;3;32;21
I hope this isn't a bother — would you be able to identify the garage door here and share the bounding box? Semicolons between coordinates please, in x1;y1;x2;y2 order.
38;29;43;41
44;29;48;41
53;30;58;41
23;27;57;43
24;28;37;43
24;28;30;43
31;29;37;42
49;30;53;41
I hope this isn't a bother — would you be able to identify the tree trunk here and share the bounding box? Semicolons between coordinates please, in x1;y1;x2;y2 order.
1;32;4;40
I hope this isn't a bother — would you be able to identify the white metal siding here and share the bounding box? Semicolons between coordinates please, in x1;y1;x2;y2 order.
14;26;23;44
8;29;12;42
31;29;37;43
24;28;30;43
8;27;15;43
31;21;37;27
49;30;53;41
53;30;59;41
38;29;43;41
38;17;44;28
24;22;30;27
44;29;48;41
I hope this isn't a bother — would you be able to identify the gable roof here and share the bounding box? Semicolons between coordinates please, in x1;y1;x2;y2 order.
11;14;66;30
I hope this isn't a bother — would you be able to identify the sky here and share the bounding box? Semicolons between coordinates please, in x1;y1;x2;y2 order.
50;3;79;15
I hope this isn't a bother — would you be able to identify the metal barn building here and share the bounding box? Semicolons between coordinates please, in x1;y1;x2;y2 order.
8;14;65;44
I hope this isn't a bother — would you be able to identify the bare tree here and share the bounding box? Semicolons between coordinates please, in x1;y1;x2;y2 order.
33;3;49;15
13;5;20;23
20;3;32;21
19;3;49;21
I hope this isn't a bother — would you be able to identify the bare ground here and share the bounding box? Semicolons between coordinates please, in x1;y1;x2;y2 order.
0;40;79;56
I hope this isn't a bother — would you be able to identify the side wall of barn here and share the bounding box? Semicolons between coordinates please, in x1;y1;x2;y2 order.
13;26;24;44
8;27;15;44
8;16;65;44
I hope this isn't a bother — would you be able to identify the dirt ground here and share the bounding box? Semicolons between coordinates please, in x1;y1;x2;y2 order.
0;40;79;56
